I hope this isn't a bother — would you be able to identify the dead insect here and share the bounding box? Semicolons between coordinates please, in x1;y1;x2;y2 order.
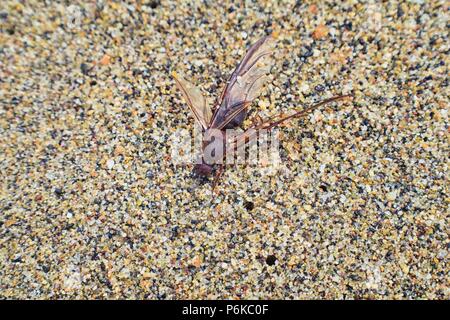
173;34;351;190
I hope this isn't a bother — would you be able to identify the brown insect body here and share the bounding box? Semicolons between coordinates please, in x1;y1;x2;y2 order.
193;129;226;177
173;34;351;188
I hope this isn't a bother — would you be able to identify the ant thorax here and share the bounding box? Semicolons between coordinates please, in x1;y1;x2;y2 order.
201;128;226;165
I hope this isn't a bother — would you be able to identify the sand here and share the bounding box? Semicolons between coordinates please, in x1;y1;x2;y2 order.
0;1;448;299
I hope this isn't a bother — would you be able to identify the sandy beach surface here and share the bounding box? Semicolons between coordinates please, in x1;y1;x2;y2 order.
0;1;448;299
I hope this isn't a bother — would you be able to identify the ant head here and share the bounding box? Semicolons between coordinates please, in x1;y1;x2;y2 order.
194;162;214;177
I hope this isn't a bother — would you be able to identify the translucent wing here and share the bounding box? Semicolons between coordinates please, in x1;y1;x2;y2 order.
172;71;212;130
210;35;276;129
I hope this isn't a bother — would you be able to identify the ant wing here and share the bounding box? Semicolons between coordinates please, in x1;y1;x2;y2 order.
210;35;276;130
172;71;212;130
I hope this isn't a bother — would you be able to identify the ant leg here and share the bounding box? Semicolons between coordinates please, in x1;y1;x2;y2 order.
256;114;264;125
212;164;225;193
249;115;258;127
263;95;352;130
248;113;264;128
